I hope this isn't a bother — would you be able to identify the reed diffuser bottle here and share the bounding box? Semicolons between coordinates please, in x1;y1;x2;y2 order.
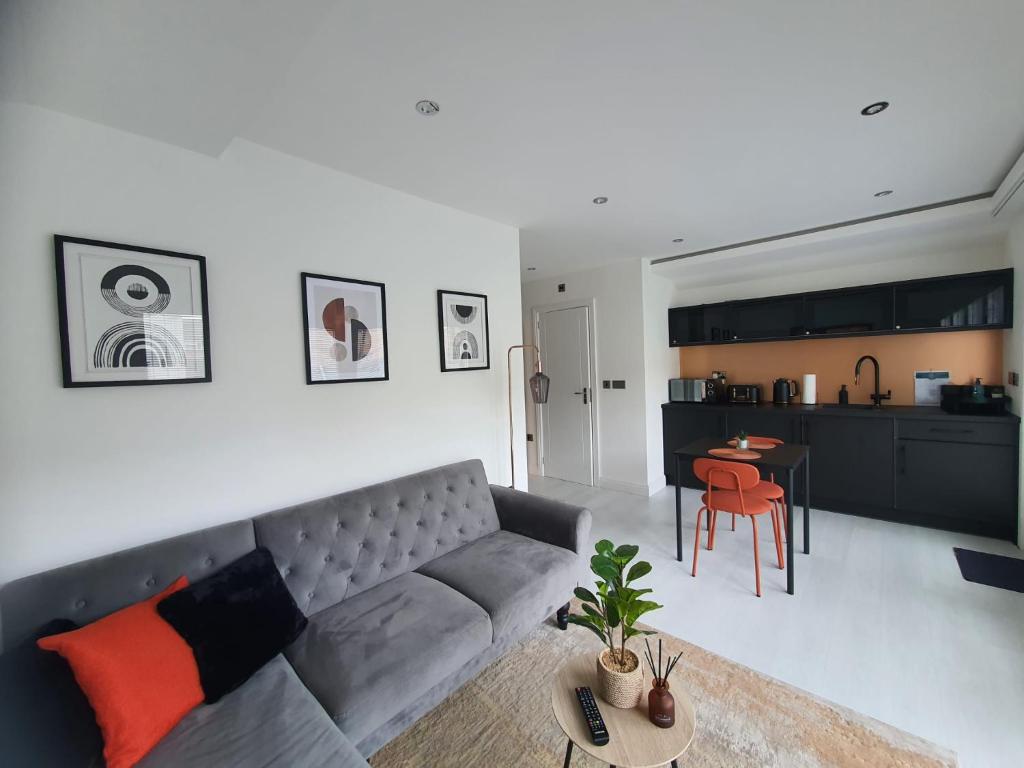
644;638;680;728
648;677;675;728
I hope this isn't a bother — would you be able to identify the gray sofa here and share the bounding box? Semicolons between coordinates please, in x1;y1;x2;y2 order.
0;460;591;767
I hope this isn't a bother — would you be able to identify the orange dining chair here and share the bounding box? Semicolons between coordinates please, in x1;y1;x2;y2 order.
724;435;788;542
692;457;784;597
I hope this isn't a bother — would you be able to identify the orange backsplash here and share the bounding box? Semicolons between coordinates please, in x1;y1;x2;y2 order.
678;329;1005;405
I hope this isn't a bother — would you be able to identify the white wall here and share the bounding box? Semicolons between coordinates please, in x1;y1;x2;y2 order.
1002;212;1024;547
521;260;652;494
641;267;676;493
0;103;524;584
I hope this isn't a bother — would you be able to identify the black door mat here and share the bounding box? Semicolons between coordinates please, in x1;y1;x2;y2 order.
953;547;1024;593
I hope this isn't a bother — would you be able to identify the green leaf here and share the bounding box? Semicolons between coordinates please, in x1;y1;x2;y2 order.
606;602;621;628
574;586;599;604
581;603;603;620
590;556;619;585
613;544;639;561
595;539;614;556
626;561;652;583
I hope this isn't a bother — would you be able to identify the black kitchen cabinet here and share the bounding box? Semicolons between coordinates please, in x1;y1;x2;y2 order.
894;271;1010;330
662;405;727;487
661;403;1019;540
724;409;799;444
805;286;892;335
804;415;894;509
895;440;1017;539
669;268;1012;347
731;297;804;341
668;304;731;345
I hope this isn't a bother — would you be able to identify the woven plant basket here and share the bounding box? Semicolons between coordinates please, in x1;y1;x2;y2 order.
596;648;643;708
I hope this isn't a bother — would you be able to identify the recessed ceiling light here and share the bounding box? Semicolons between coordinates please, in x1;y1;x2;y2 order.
415;100;440;116
861;101;889;116
874;189;893;197
592;196;608;205
672;237;685;243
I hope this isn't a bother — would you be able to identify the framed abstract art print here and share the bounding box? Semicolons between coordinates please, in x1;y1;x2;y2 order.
437;290;489;372
54;235;212;387
301;272;389;384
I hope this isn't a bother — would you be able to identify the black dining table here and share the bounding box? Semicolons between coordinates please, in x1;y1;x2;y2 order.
673;437;810;595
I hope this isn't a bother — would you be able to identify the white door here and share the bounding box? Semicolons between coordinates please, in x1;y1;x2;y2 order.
539;306;594;485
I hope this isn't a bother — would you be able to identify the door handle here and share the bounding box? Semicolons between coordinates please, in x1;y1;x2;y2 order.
574;388;590;404
898;443;907;474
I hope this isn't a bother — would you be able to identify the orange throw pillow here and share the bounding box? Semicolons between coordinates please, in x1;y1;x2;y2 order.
37;576;203;768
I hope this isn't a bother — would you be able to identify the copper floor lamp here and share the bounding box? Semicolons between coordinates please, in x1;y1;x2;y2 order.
507;344;550;487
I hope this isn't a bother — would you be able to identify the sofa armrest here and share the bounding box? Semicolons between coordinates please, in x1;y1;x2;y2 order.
489;485;592;554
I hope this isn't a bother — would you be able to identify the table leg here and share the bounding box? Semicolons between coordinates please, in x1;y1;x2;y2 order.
675;454;682;562
563;739;573;768
803;454;810;555
786;467;795;595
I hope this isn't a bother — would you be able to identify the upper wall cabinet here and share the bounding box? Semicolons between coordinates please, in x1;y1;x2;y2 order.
805;285;892;336
894;271;1010;330
669;268;1012;347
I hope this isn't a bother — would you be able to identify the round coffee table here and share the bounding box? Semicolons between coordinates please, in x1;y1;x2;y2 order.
551;653;696;767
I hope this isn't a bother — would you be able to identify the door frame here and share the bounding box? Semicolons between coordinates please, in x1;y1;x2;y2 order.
530;298;600;486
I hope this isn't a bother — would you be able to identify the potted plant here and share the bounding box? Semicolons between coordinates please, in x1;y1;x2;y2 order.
568;540;662;708
737;429;749;449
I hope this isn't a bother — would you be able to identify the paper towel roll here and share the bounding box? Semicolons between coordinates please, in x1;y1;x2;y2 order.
802;374;817;405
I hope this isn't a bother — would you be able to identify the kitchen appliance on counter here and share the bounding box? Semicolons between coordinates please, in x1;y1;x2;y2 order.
772;378;799;404
727;384;761;405
940;383;1010;416
669;378;708;402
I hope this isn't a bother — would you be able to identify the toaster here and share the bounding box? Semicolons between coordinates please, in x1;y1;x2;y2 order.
727;384;761;405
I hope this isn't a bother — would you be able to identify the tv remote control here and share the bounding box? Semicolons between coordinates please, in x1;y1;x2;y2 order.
574;686;609;746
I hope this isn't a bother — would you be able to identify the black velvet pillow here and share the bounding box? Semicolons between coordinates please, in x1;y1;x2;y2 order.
156;547;307;703
0;619;104;767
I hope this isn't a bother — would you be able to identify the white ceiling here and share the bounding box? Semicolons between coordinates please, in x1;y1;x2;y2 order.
3;1;1024;279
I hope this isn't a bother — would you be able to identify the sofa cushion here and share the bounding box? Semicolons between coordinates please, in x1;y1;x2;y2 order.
416;530;580;642
285;571;492;744
156;547;308;703
37;577;203;768
137;655;367;768
253;460;499;616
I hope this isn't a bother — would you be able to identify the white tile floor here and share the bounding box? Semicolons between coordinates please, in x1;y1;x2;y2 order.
529;475;1024;768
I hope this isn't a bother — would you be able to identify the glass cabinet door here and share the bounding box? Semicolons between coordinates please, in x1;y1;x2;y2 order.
805;286;892;335
894;272;1010;330
731;297;803;340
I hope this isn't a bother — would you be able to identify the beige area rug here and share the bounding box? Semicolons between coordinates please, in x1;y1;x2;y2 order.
370;610;957;768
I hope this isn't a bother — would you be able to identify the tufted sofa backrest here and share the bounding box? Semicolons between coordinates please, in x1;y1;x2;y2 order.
253;459;499;615
0;519;256;653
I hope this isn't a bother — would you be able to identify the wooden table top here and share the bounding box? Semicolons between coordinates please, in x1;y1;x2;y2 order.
550;653;696;768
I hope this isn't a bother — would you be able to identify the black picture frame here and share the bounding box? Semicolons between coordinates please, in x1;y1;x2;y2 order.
301;272;389;384
54;234;212;388
437;289;490;372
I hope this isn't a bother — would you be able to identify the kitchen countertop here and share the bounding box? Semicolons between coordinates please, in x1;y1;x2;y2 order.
661;400;1021;423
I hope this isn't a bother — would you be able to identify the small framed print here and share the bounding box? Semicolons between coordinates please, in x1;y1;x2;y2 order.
54;235;212;387
301;272;389;384
437;290;490;372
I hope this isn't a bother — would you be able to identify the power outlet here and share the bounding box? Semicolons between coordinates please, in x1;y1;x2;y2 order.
1009;371;1020;387
612;380;626;389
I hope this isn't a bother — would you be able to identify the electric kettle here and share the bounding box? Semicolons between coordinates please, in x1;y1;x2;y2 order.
772;378;799;404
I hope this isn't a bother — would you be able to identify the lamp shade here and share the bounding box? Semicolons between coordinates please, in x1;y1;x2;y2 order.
529;371;550;404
